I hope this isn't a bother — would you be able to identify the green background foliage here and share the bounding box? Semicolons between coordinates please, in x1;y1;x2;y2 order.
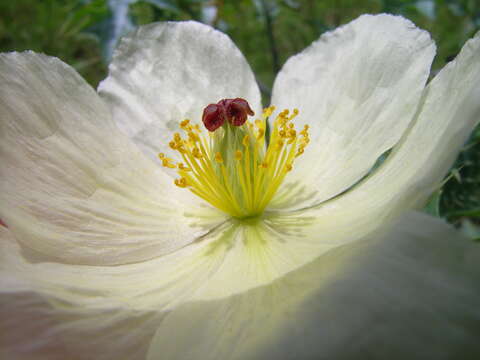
1;0;479;238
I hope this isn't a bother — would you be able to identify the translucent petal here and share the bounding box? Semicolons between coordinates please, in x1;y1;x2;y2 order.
271;14;435;208
318;29;480;224
147;212;480;360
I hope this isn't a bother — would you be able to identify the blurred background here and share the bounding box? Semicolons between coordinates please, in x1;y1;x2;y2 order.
1;0;479;237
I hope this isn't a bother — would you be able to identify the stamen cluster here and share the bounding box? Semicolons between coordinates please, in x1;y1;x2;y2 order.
159;99;310;218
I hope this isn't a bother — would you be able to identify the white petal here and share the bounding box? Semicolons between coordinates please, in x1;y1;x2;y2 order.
0;226;172;360
0;52;225;266
364;29;480;208
273;29;480;261
147;212;480;360
323;28;480;222
271;14;435;208
98;21;262;163
1;282;160;360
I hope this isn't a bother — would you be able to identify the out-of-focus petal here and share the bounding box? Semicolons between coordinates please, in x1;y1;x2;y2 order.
271;14;435;209
98;21;262;162
0;226;164;360
0;52;225;266
4;210;479;358
147;212;480;360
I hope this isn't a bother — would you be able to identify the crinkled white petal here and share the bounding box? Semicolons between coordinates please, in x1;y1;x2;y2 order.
314;28;480;224
147;212;480;360
0;52;225;266
271;14;435;208
98;21;262;163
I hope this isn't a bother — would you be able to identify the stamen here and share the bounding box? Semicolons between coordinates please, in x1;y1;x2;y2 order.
215;152;223;163
234;150;243;160
159;98;310;218
174;177;188;188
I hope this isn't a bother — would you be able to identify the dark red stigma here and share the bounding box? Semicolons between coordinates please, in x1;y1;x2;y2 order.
202;103;225;132
202;98;254;132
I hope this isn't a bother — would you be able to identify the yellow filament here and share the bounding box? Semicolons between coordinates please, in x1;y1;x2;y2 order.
159;107;309;218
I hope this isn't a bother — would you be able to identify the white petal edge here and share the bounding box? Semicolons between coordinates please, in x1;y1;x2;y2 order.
0;52;225;266
98;21;262;164
147;212;480;360
270;14;436;209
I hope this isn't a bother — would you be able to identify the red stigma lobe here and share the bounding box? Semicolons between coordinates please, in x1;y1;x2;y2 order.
202;98;254;132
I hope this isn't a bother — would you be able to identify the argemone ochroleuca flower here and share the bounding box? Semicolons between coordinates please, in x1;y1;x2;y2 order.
1;14;480;360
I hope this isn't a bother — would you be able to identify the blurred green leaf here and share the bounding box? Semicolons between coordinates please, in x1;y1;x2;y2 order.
425;190;442;217
144;0;180;12
459;218;480;241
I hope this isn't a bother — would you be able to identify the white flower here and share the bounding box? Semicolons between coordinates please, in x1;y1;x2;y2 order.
1;14;480;360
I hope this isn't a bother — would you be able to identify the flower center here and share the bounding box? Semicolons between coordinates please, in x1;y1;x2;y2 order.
159;98;310;219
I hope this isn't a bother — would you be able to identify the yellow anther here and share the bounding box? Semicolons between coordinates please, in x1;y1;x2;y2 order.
180;119;190;129
174;133;182;143
293;109;299;115
286;163;293;172
215;152;223;163
234;150;243;160
295;148;305;157
289;110;299;121
188;131;199;142
174;177;188;188
177;144;186;154
276;140;284;150
257;128;265;140
162;158;176;168
260;162;268;169
288;129;297;139
178;163;191;171
277;115;288;126
263;106;275;117
192;147;202;158
158;153;165;159
279;130;286;138
169;141;177;150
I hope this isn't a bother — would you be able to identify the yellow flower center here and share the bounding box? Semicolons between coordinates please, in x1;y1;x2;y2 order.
159;104;310;219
